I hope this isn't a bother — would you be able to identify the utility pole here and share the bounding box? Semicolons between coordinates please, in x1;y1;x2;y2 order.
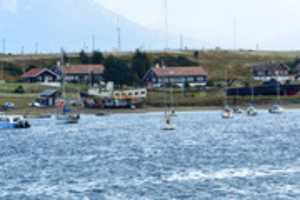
233;17;237;51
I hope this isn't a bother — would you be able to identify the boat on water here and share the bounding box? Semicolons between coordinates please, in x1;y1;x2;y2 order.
162;111;176;131
269;104;284;114
222;106;234;119
55;50;80;124
233;106;243;114
246;105;258;116
0;115;30;129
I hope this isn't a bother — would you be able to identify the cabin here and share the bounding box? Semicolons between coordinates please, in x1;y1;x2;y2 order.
35;89;60;107
22;68;60;83
64;64;105;84
252;62;292;82
143;65;208;88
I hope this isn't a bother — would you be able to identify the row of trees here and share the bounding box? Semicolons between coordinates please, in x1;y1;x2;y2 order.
74;49;198;86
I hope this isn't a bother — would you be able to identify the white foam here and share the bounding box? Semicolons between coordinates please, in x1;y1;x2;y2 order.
164;165;300;182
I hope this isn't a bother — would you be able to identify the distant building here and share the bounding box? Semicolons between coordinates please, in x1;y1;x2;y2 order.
64;64;105;83
38;89;60;107
252;62;291;82
143;65;208;88
22;68;59;83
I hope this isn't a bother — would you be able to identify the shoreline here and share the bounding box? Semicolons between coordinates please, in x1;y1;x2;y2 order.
3;104;300;117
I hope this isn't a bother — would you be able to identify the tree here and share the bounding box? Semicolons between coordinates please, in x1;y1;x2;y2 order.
79;50;89;64
91;51;104;64
104;56;134;85
63;51;69;64
131;49;151;81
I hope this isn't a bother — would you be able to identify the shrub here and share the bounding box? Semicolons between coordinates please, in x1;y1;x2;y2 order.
14;85;25;94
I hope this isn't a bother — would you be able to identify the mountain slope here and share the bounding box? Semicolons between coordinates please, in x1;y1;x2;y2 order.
0;0;204;53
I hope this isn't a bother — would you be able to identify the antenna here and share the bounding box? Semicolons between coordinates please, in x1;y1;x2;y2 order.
179;34;183;50
2;38;6;54
164;0;169;50
35;42;39;54
116;16;121;51
92;35;95;52
233;17;237;51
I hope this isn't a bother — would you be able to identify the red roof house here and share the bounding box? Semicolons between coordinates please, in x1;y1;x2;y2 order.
63;64;105;83
22;68;59;82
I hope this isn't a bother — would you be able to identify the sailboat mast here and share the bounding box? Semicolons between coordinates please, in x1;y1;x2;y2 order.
224;66;228;106
60;49;65;100
251;66;254;103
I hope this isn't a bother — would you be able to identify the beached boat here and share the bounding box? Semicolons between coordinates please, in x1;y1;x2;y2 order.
0;115;30;129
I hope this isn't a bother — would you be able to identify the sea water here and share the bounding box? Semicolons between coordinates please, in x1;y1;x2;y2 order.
0;111;300;199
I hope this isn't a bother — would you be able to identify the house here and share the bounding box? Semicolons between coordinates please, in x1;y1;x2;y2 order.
143;65;208;88
252;62;292;82
22;68;59;83
64;64;105;83
292;64;300;80
32;89;60;107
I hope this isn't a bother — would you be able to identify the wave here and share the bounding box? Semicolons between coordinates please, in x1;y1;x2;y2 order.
163;165;300;182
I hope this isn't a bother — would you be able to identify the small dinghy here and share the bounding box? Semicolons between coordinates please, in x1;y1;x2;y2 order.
269;104;284;114
0;115;30;129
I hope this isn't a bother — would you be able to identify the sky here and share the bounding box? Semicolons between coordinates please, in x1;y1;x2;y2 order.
96;0;300;50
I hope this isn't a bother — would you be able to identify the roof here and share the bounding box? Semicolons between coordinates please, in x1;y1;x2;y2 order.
22;68;58;78
40;89;58;97
252;62;289;72
64;65;104;75
151;66;207;77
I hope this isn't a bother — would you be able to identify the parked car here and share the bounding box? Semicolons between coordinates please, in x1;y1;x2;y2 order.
3;102;15;110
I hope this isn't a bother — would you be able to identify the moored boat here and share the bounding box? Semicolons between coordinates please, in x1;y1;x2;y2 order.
0;115;30;129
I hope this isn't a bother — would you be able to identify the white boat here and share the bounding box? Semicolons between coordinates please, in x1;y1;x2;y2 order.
0;114;30;129
269;104;284;114
222;106;234;119
246;105;258;116
162;111;176;131
56;113;80;124
56;49;81;125
233;106;243;114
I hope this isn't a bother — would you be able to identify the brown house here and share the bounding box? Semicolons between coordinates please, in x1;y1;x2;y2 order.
22;68;59;83
64;64;105;83
143;65;208;88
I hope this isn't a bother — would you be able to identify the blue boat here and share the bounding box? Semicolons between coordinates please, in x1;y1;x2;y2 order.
0;115;31;129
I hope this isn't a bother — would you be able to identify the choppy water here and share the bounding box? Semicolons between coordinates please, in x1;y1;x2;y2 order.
1;110;300;199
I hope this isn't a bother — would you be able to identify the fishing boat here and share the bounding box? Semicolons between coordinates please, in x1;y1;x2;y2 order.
162;111;176;131
56;50;80;124
0;114;30;129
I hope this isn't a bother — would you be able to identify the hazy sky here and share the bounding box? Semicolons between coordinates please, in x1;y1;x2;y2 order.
96;0;300;50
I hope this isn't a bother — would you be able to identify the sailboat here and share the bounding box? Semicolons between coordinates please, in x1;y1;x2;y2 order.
222;66;234;119
56;50;80;124
233;90;243;114
246;66;258;116
170;87;176;117
162;85;176;130
269;79;284;114
162;110;176;131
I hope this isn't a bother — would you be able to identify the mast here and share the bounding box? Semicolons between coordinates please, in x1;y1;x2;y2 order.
164;0;169;50
224;66;228;107
250;66;255;103
60;49;65;100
